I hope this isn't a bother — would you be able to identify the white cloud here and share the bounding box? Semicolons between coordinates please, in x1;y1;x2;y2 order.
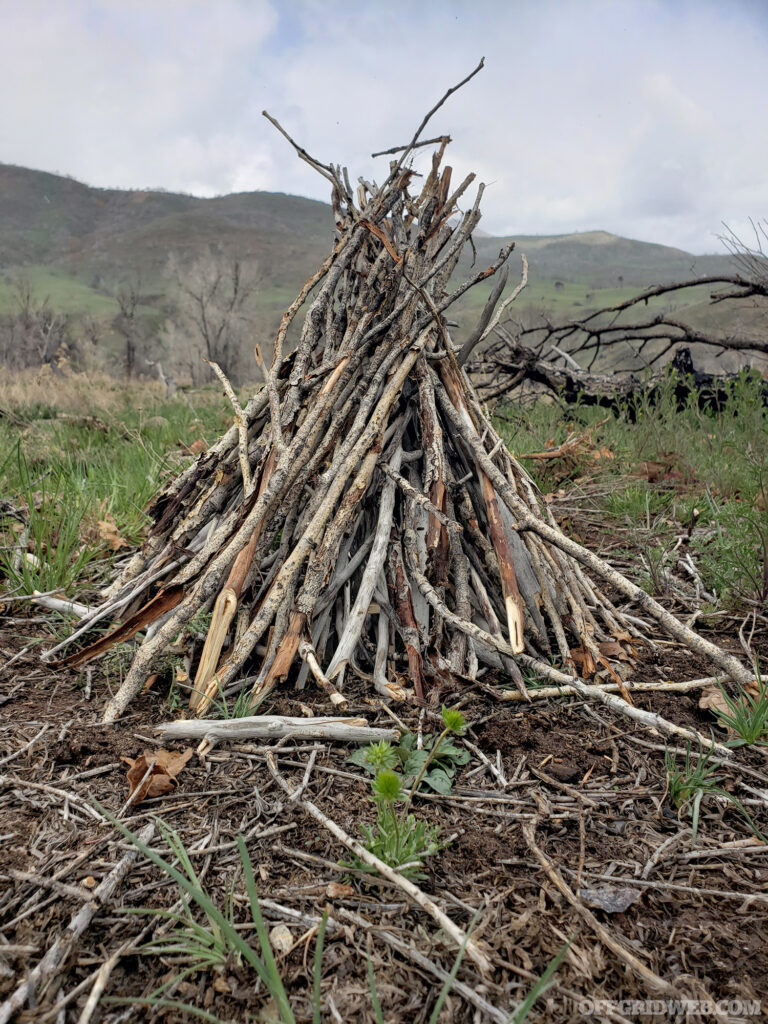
0;0;766;251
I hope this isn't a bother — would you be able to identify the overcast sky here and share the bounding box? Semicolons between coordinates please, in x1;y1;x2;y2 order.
2;0;767;253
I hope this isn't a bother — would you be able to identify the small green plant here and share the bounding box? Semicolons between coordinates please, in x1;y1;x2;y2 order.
344;707;468;879
207;680;254;720
348;706;470;796
342;768;442;880
665;742;766;846
714;667;768;747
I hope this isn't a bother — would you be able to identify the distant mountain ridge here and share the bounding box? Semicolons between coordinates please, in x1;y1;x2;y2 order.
0;162;741;361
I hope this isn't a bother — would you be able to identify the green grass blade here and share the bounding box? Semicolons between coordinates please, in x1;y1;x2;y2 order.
427;905;484;1024
95;805;278;994
366;955;386;1024
507;938;572;1023
236;834;295;1024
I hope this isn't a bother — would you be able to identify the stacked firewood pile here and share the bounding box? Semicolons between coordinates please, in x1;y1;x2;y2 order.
49;70;753;723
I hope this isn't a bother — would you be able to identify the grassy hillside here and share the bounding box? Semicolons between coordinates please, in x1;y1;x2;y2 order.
0;162;749;366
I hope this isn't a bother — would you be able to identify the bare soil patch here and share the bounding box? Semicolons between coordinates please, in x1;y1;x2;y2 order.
2;596;768;1023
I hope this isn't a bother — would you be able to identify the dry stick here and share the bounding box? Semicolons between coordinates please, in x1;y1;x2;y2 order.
381;463;462;534
382;58;485;189
522;819;681;997
325;443;403;681
434;382;754;687
456;265;509;367
75;945;127;1024
373;605;405;700
402;540;734;758
417;357;451;587
490;676;723;702
440;359;524;654
157;717;396;754
457;253;529;367
297;639;347;709
264;753;492;974
388;539;427;700
206;358;253;495
371;134;450;159
262;110;340;189
31;592;92;619
0;823;155;1024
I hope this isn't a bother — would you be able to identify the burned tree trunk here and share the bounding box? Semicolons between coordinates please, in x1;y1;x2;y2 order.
470;270;768;408
473;334;768;414
49;73;754;721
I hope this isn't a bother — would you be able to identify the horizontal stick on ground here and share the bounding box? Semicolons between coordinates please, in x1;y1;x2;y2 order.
157;715;398;747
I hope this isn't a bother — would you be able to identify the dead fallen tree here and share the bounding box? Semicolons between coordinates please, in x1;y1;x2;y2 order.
472;335;768;412
47;67;755;723
470;269;768;407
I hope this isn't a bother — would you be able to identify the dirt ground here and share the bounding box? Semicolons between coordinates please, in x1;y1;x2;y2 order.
2;573;768;1022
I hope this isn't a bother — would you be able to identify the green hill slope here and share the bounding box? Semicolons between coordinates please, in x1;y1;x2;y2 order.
0;163;750;369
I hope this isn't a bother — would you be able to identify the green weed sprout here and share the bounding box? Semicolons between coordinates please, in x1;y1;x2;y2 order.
665;742;766;846
403;706;467;814
344;767;442;881
714;666;768;747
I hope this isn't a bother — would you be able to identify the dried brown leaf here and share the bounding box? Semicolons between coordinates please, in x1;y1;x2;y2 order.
97;512;129;551
326;882;355;898
122;746;193;805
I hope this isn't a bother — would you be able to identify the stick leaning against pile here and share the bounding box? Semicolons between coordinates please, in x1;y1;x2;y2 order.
48;62;754;723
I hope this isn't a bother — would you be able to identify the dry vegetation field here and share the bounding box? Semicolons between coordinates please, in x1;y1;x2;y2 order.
1;366;767;1023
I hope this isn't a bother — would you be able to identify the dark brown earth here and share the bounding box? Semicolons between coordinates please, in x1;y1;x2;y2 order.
2;544;768;1022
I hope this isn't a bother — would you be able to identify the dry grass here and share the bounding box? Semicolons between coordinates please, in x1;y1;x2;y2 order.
0;365;167;416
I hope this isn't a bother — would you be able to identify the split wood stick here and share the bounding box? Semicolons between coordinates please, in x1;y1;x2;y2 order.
387;540;426;700
0;823;154;1024
247;610;307;711
191;446;277;712
434;380;755;687
298;639;347;708
439;359;524;653
416;358;451;584
468;565;528;699
265;754;492;974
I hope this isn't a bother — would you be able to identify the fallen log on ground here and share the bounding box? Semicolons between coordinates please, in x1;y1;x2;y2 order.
472;336;768;412
49;67;755;723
